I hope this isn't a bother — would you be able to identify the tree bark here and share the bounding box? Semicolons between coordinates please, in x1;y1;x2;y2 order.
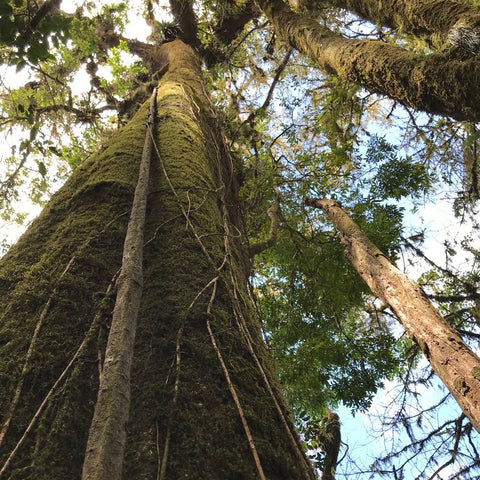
0;40;314;479
257;0;480;121
320;409;341;480
318;0;480;51
306;198;480;433
80;86;157;480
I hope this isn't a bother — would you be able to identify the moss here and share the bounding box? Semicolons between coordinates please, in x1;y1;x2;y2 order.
453;377;470;395
0;40;312;479
0;94;149;478
471;366;480;381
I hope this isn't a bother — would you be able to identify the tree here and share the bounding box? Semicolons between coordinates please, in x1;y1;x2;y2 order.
305;198;480;431
0;36;315;478
1;0;480;478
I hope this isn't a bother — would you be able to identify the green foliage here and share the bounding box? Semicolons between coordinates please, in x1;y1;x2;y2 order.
360;136;434;201
350;202;404;259
70;17;102;57
102;40;149;98
256;228;402;412
1;2;478;476
0;0;72;65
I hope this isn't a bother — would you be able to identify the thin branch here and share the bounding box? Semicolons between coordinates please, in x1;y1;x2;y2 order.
403;236;479;295
243;48;292;126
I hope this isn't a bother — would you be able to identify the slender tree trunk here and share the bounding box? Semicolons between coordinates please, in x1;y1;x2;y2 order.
0;40;314;479
320;0;480;50
257;0;480;121
320;409;341;480
306;198;480;433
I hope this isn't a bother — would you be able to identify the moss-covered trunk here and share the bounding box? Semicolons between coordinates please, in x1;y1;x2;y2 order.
306;198;480;433
0;40;314;479
81;85;157;480
322;0;480;48
258;0;480;121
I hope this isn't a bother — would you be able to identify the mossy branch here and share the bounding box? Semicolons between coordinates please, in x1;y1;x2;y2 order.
249;184;281;257
257;0;480;121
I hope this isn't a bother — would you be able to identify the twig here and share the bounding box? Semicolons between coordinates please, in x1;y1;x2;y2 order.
243;49;292;126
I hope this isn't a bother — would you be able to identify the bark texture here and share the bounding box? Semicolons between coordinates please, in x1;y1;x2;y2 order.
0;39;314;479
81;87;157;480
257;0;480;121
320;409;341;480
324;0;480;51
306;198;480;433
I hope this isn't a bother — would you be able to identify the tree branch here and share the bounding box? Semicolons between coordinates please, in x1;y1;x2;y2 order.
243;48;292;126
256;0;480;121
169;0;201;49
249;184;281;257
18;0;62;45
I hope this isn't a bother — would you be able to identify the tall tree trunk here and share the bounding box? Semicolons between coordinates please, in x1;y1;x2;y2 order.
257;0;480;121
319;0;480;51
81;85;157;480
306;198;480;433
0;40;314;479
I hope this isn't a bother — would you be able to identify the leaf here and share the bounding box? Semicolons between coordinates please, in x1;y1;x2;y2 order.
38;162;47;177
0;20;17;44
48;146;61;156
26;42;50;63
